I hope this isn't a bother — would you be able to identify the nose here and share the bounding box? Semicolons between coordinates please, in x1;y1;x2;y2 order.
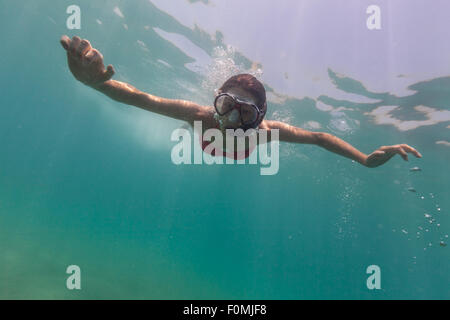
228;109;240;122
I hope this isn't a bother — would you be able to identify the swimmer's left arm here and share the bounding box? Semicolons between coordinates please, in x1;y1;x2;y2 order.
266;121;422;167
316;133;423;167
364;144;422;168
271;121;368;165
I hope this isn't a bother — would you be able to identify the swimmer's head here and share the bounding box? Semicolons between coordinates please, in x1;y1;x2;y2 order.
215;74;267;131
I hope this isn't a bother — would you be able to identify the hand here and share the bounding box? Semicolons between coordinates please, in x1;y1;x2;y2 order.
365;144;422;168
60;35;115;88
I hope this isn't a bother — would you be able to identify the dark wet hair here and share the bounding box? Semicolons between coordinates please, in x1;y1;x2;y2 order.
219;74;267;111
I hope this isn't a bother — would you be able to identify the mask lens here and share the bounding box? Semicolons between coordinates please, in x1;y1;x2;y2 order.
240;104;258;124
215;95;235;115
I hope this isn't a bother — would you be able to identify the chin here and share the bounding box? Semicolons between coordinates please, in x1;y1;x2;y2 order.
224;125;239;130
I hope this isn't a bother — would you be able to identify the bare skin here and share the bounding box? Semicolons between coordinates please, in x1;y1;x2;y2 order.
60;35;422;168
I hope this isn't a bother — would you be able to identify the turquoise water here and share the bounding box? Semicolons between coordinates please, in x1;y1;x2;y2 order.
0;0;449;299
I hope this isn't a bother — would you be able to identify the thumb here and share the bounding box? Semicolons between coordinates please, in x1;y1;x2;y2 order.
373;150;385;157
106;65;115;77
99;65;115;82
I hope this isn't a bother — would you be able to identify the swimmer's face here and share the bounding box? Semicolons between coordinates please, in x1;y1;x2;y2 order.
215;87;260;130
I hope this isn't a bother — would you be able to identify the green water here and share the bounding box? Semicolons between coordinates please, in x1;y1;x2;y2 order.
0;0;449;299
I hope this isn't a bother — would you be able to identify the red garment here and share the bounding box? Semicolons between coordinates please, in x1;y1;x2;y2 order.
199;125;255;160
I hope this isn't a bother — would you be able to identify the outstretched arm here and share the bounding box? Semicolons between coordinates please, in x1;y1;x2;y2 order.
60;35;210;123
266;120;422;168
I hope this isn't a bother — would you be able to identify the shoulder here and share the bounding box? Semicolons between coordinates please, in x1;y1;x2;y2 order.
258;119;287;132
187;106;217;130
258;119;271;130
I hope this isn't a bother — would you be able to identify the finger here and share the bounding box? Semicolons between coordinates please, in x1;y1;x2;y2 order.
397;147;408;161
401;144;422;158
91;49;103;64
84;48;101;64
69;36;81;55
77;39;92;57
60;35;71;51
379;145;396;153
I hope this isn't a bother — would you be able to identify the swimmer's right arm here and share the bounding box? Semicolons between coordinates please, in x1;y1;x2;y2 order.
60;35;210;122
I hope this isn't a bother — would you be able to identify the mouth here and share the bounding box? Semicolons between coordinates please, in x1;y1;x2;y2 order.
214;114;243;131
